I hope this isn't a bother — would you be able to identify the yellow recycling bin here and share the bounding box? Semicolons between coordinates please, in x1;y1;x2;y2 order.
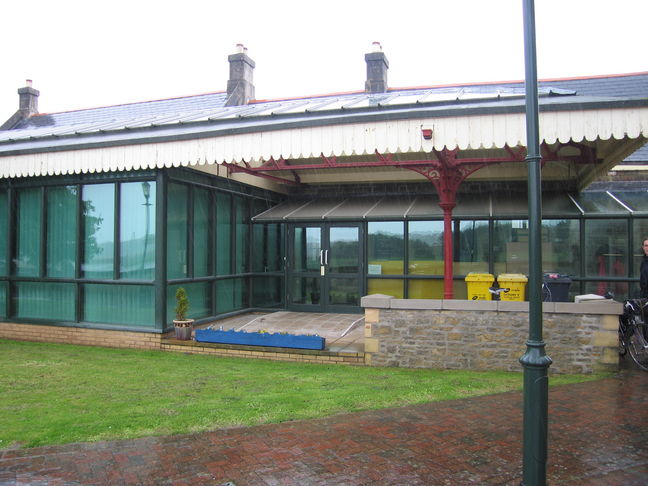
465;273;495;300
496;273;528;301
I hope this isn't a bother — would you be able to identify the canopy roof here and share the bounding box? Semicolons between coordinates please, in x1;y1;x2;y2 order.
1;74;647;190
253;188;648;222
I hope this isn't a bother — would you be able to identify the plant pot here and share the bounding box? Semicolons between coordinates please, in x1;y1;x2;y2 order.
173;319;194;340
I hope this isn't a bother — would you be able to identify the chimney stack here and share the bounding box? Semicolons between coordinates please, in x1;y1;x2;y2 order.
365;42;389;93
18;79;40;116
226;44;256;106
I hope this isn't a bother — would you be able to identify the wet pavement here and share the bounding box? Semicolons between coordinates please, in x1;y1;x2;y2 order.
1;370;647;485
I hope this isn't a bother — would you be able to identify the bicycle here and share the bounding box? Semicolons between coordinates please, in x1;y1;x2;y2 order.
618;298;648;371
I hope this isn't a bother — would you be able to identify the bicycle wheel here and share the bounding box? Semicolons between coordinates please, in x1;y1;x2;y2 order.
627;317;648;371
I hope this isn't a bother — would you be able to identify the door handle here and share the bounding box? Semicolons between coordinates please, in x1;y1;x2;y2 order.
320;250;324;266
324;250;329;265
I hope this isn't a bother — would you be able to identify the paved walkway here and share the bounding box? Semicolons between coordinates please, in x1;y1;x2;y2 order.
1;371;647;485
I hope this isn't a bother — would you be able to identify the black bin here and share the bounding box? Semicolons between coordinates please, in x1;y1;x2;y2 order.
542;273;572;302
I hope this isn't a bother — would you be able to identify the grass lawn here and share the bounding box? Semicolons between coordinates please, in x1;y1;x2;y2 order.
1;339;605;449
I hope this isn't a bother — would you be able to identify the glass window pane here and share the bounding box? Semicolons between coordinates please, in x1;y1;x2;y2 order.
329;227;359;274
167;183;188;279
216;193;231;275
193;188;210;277
252;224;265;272
252;276;283;307
584;219;628;295
408;279;444;299
293;227;321;272
291;277;321;305
454;220;489;275
0;190;7;276
47;186;78;278
83;184;115;279
16;188;42;277
216;278;246;314
367;278;403;298
168;282;211;321
120;182;156;280
266;224;283;272
368;222;404;275
408;221;443;275
0;282;6;318
15;282;75;321
328;278;359;306
541;219;580;276
633;218;648;296
493;220;529;275
235;196;249;274
84;284;154;327
584;281;625;301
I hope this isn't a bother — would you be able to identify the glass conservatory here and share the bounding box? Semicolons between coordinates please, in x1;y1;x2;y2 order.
1;167;645;333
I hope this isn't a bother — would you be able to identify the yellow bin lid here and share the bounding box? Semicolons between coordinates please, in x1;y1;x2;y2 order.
497;273;528;282
465;273;494;282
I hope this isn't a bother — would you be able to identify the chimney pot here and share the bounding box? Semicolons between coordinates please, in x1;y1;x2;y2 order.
364;43;389;93
226;45;256;106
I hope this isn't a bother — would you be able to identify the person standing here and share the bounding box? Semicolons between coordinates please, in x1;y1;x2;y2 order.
640;239;648;298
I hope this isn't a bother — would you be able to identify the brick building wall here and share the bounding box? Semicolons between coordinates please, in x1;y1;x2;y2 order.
362;296;622;374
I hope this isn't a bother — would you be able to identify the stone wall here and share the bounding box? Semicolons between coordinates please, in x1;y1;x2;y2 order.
362;295;622;374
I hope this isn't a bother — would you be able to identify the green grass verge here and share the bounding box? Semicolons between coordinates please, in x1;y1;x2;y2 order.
0;339;604;449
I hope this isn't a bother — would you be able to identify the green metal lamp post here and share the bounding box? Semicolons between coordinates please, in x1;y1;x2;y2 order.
521;0;552;485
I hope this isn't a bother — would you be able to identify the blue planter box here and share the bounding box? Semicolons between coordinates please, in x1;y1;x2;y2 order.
195;329;326;350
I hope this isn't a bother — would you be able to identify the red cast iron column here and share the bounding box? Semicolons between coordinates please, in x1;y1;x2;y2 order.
406;148;487;299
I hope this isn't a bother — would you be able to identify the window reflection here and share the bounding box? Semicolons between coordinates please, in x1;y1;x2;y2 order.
82;184;114;279
408;221;443;275
585;219;628;296
16;188;42;277
120;182;155;280
454;220;489;274
47;186;77;278
368;222;404;275
0;190;7;276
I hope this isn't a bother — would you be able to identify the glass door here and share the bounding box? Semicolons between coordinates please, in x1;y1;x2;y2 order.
288;223;363;312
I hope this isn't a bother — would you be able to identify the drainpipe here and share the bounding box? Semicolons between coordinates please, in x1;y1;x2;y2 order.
520;0;552;485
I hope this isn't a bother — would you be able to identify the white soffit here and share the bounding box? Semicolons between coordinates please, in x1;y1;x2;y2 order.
1;107;647;178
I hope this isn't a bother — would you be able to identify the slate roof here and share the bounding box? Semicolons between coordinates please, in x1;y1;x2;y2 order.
1;72;647;160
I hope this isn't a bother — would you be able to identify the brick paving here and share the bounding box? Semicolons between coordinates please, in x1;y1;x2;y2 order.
1;370;647;485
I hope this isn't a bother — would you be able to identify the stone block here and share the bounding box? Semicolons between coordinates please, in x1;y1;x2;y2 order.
601;314;620;331
593;331;618;347
361;294;394;309
364;322;373;337
365;308;380;324
364;338;380;353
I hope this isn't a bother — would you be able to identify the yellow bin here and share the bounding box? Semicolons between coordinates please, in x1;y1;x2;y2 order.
465;273;495;300
497;273;528;301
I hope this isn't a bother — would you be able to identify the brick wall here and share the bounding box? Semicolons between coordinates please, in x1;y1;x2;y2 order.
0;322;164;350
362;296;622;374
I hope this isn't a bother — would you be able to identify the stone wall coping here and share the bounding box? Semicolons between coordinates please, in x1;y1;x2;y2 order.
360;294;394;309
362;295;623;315
390;299;443;310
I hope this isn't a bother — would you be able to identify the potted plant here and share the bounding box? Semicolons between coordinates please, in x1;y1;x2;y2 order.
173;287;193;340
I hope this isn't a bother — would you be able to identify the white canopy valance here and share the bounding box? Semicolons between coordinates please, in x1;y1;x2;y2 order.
1;106;647;178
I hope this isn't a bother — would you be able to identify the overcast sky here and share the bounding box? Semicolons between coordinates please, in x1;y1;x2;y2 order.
1;0;646;120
